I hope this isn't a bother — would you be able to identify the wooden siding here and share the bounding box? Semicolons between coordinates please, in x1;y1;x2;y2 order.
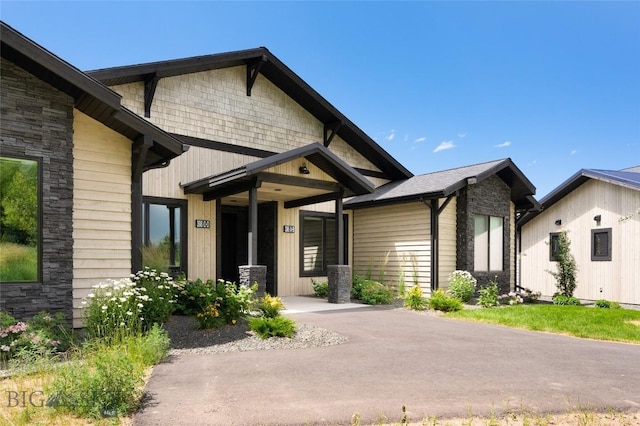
186;194;216;279
520;180;640;305
438;197;457;289
353;202;431;294
72;110;132;327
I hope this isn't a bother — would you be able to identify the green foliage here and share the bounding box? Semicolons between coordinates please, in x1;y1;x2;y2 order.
0;242;37;282
195;302;225;329
447;305;640;343
477;279;500;308
447;270;477;302
259;294;285;318
549;231;578;297
428;289;463;312
352;274;366;300
175;278;257;326
552;294;581;306
594;299;621;309
131;267;179;328
404;285;426;311
249;316;296;339
1;158;38;245
312;278;329;298
358;280;394;305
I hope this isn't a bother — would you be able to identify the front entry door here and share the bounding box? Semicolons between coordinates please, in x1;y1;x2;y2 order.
219;203;277;294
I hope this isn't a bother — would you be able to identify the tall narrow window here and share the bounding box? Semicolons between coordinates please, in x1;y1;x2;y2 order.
549;232;561;261
300;212;347;276
142;198;187;274
591;228;612;261
474;214;503;272
0;156;40;282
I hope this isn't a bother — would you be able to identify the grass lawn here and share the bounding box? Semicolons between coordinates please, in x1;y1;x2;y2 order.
0;242;37;281
446;304;640;343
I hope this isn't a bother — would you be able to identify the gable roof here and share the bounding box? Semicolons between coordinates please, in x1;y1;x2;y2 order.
182;142;375;200
345;158;538;210
518;167;640;227
0;21;184;169
86;47;412;180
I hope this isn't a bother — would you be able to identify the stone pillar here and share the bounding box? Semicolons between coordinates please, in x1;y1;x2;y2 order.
328;265;351;304
239;265;267;296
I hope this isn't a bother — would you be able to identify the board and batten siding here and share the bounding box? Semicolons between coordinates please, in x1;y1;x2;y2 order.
520;179;640;305
72;111;133;327
353;202;431;294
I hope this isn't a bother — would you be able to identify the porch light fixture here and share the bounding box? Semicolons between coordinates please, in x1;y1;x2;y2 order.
299;163;310;174
594;214;601;223
555;219;562;226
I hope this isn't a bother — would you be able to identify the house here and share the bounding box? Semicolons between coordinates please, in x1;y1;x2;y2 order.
518;167;640;305
0;22;184;326
345;159;538;294
1;21;541;327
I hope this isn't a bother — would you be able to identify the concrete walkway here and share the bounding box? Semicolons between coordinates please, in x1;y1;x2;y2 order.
135;298;640;425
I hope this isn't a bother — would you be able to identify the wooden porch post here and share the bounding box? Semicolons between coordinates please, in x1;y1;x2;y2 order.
248;185;258;265
335;188;345;265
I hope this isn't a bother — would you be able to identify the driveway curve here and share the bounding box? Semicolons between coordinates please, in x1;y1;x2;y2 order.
135;300;640;425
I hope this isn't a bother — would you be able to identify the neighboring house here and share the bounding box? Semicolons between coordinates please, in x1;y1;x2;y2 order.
345;159;538;294
518;167;640;306
0;22;184;326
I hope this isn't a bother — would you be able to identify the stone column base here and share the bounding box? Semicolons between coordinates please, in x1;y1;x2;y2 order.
239;265;267;296
328;265;351;304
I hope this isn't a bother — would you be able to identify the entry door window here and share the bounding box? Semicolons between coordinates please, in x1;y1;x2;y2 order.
300;212;348;277
142;198;187;274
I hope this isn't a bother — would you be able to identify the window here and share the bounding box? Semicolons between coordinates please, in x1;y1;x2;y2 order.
300;212;348;276
474;215;503;272
0;156;41;282
591;228;612;261
549;232;561;261
142;198;187;274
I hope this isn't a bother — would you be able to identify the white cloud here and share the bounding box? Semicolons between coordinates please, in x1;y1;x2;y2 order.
494;141;511;148
570;149;577;155
414;137;426;143
458;132;467;138
434;141;455;153
385;130;395;142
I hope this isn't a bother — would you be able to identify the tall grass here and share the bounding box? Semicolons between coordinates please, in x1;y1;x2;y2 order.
0;242;37;281
447;305;640;343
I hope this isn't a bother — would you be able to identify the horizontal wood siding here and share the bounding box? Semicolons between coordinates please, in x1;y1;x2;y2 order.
187;194;217;280
353;202;431;294
72;111;132;327
438;197;457;290
520;180;640;305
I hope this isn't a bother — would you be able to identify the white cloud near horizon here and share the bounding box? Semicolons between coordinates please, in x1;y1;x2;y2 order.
494;141;511;148
414;137;426;143
434;141;455;153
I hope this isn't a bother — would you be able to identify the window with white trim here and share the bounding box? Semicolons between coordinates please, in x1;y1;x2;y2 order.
474;215;503;272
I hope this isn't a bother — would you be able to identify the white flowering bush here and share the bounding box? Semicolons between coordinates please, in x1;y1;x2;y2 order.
82;278;145;340
498;288;541;305
447;270;477;302
131;267;179;328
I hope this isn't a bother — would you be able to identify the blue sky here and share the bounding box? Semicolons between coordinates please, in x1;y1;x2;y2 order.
2;1;639;198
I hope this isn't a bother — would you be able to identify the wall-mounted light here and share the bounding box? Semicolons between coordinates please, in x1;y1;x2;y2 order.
593;214;601;224
299;163;310;175
555;219;562;226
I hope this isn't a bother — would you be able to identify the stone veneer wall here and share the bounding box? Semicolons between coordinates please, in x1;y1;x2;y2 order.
456;175;512;293
0;58;75;322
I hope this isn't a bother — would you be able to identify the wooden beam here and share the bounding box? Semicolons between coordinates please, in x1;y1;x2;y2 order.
323;121;343;147
248;185;258;265
202;178;262;201
259;172;341;192
335;189;345;265
132;135;153;181
144;73;160;118
430;198;439;291
284;191;343;209
246;56;267;96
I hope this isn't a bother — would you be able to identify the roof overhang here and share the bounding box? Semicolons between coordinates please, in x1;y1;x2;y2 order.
182;143;374;205
1;21;184;169
87;47;412;180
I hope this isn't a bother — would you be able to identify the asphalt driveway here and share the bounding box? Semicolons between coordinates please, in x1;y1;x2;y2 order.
134;298;640;425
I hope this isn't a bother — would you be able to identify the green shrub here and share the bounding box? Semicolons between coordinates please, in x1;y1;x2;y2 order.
447;270;477;302
249;316;296;339
404;285;426;311
195;302;226;329
549;231;578;297
552;294;581;306
132;267;179;327
428;289;463;312
312;279;329;298
352;274;366;300
359;280;394;305
477;280;500;308
594;299;621;309
259;294;285;318
175;278;256;324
